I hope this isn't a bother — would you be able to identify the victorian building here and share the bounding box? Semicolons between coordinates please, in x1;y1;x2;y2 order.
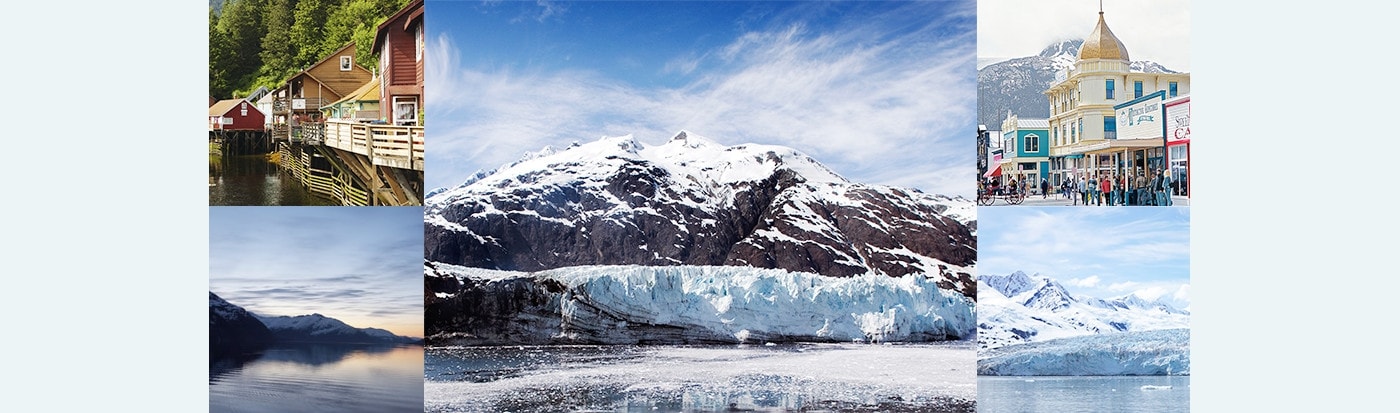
1045;8;1190;187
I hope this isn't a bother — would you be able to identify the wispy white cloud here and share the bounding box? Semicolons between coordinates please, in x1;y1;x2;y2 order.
1068;275;1100;288
426;2;977;196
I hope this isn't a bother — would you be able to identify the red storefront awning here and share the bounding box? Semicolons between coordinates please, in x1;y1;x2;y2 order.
983;167;1002;178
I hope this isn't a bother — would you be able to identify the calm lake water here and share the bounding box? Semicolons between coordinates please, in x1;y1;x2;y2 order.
425;342;976;412
209;154;335;206
977;376;1190;413
209;344;423;413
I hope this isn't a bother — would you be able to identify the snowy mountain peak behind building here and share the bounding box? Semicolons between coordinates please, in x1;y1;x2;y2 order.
978;39;1180;128
425;131;976;297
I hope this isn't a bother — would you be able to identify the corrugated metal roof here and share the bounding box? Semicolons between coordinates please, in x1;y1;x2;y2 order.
1017;119;1050;128
324;79;381;108
209;99;243;116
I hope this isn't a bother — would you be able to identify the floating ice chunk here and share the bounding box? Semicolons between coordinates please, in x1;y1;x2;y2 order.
1140;385;1173;391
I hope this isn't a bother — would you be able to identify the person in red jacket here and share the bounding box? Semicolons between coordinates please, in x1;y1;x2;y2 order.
1099;174;1112;206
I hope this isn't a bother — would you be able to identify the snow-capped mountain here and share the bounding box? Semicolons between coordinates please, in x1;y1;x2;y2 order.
977;40;1180;128
209;292;273;352
976;271;1188;351
978;328;1190;376
424;262;975;346
255;313;419;344
425;131;976;297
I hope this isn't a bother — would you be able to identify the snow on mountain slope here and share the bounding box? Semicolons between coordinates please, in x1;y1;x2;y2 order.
976;272;1189;351
425;131;976;297
255;313;418;344
425;262;976;345
978;328;1190;376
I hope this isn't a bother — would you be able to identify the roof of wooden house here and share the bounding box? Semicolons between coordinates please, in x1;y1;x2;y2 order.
283;42;374;98
209;99;246;116
372;0;424;53
326;78;381;108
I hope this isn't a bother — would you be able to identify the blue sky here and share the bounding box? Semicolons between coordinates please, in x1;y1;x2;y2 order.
209;207;424;337
978;207;1191;309
425;0;977;197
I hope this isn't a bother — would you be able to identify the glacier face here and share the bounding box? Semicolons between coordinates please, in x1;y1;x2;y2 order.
423;131;976;297
977;328;1190;376
426;263;976;345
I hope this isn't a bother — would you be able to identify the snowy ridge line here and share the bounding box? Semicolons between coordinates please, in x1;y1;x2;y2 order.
425;263;976;345
422;130;977;295
976;271;1189;351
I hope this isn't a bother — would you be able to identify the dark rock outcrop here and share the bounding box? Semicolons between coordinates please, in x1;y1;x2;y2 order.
208;292;273;354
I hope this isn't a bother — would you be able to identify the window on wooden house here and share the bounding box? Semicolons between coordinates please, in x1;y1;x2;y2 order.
416;24;424;62
394;96;419;126
1134;81;1143;98
1024;134;1039;152
340;56;352;71
1105;79;1115;100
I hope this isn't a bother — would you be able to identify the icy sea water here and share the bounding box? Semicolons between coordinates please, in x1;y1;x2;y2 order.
209;344;423;413
977;376;1190;413
424;342;976;412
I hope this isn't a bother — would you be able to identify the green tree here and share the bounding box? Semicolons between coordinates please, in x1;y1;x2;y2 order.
258;0;298;85
209;7;234;99
216;0;269;96
323;0;409;70
290;0;339;69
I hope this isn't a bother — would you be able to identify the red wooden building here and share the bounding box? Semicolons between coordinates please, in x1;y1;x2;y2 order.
373;0;424;126
209;99;266;131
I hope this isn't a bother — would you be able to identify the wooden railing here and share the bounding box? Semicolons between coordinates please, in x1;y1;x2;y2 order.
275;142;370;206
322;120;424;171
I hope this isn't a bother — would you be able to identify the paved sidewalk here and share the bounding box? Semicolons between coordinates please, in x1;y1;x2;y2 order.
982;192;1190;207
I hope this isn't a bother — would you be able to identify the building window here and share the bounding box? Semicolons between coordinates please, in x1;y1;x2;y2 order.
1024;134;1039;152
340;56;352;71
1134;81;1143;98
1106;79;1115;99
240;102;247;117
416;24;424;62
1104;117;1116;139
1169;81;1179;97
393;96;419;126
1078;118;1084;141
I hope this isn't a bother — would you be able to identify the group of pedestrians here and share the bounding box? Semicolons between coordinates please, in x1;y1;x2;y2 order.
1055;169;1174;206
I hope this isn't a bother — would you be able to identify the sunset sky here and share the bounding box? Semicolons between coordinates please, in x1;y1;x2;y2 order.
209;207;424;337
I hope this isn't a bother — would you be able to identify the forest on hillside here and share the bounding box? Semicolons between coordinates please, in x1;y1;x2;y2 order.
209;0;410;100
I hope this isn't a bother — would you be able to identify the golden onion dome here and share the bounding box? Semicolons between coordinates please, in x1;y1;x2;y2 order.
1078;12;1130;61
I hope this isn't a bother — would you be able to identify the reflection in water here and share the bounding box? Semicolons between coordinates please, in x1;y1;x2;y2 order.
209;154;335;206
426;343;976;412
977;376;1190;413
209;344;423;413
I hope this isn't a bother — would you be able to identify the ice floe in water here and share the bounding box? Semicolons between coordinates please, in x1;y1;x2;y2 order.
424;342;976;412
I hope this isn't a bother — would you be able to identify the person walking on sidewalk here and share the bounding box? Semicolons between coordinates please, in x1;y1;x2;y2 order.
1135;173;1148;206
1086;175;1097;205
1100;174;1113;206
1157;169;1173;206
1041;179;1049;199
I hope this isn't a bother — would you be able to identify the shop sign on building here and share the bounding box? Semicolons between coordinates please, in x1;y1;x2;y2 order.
1114;90;1165;140
1165;96;1190;144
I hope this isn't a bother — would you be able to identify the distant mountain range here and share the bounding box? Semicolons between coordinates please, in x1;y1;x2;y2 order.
976;271;1189;351
209;292;419;353
977;40;1179;129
